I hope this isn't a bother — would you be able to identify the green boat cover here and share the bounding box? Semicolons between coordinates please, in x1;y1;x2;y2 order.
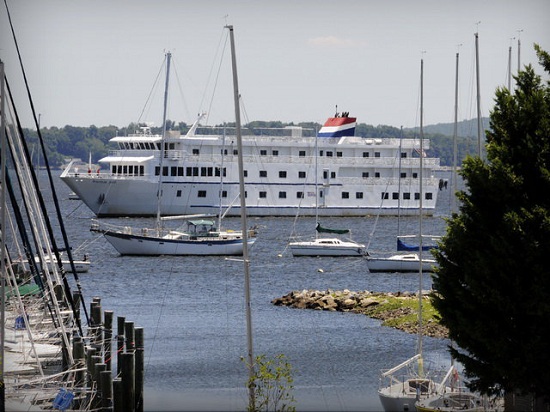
315;222;349;235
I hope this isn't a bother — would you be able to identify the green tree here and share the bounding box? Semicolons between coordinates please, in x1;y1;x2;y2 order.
243;354;296;412
432;44;550;400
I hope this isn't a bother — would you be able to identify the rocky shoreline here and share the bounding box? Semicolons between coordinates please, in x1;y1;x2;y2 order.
272;289;448;339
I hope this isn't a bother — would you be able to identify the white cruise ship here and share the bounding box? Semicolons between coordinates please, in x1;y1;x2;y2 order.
60;113;441;217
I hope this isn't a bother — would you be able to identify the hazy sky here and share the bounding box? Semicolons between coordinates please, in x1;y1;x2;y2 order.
1;0;549;129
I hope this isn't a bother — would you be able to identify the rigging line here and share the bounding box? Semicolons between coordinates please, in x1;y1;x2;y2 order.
3;0;88;332
199;27;228;120
137;57;165;125
170;55;192;122
144;256;177;373
206;31;230;125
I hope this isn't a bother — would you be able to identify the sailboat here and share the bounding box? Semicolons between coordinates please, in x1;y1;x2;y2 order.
289;112;366;257
366;103;438;272
377;58;446;411
92;52;256;256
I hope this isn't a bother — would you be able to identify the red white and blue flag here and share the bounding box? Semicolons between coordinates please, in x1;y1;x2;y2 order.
318;115;356;138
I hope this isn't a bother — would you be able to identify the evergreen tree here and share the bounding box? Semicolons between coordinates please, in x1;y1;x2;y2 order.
432;45;550;399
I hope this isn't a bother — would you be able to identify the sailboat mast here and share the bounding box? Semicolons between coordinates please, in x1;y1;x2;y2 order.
227;25;255;409
156;52;171;231
397;126;403;237
475;32;482;158
452;52;459;214
418;58;424;361
0;58;6;407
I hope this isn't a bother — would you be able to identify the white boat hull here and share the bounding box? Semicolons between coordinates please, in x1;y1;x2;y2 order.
367;254;438;272
103;231;254;256
289;238;366;256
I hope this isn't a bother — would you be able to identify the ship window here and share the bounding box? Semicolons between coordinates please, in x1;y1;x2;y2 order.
176;190;182;197
198;190;206;198
272;150;279;156
362;172;369;178
323;170;328;179
215;167;226;177
401;152;407;158
356;192;364;199
336;151;342;157
192;167;199;177
331;172;336;178
186;167;192;176
207;167;213;177
156;143;162;150
319;190;323;198
244;170;248;177
298;171;306;178
381;192;389;200
259;191;267;199
375;152;381;158
259;170;267;178
299;150;306;157
233;149;238;155
403;192;411;200
117;165;123;174
278;191;287;199
326;151;333;157
279;171;287;178
178;167;184;176
112;165;116;174
193;149;200;155
128;165;134;175
163;166;169;176
260;150;267;156
123;165;128;174
363;152;369;157
171;166;177;176
392;192;399;200
155;166;160;176
297;191;304;199
413;172;418;178
426;193;433;200
319;150;324;156
342;192;349;199
201;167;207;176
223;149;228;155
220;190;227;198
375;172;380;178
401;172;407;178
415;193;420;200
140;166;144;176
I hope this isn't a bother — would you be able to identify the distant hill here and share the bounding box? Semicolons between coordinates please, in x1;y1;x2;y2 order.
407;117;491;138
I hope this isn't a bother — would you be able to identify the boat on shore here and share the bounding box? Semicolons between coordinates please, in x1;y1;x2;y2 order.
60;112;441;218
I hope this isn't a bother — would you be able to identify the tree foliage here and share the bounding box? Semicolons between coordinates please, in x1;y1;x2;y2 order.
432;44;550;399
244;354;296;412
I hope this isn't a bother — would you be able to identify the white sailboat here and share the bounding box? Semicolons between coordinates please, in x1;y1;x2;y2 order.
378;58;445;411
289;114;366;257
92;52;256;256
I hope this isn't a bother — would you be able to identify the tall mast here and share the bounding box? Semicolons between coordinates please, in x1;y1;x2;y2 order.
0;58;6;410
226;24;255;409
475;31;483;158
156;52;171;232
418;57;424;365
452;51;459;214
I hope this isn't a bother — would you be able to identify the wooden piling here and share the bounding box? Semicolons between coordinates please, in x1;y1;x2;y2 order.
100;370;113;412
120;352;135;411
104;310;113;371
125;321;135;352
117;316;125;374
113;378;123;412
135;327;144;412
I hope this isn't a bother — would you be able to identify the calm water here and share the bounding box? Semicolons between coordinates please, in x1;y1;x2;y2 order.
50;171;458;411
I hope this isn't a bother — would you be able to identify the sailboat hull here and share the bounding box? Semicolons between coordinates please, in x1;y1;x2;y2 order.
289;238;366;256
103;231;254;256
367;254;438;272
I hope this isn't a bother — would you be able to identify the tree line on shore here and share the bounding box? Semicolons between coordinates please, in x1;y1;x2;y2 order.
23;118;486;168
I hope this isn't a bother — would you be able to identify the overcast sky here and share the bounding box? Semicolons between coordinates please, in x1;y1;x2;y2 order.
1;0;549;130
